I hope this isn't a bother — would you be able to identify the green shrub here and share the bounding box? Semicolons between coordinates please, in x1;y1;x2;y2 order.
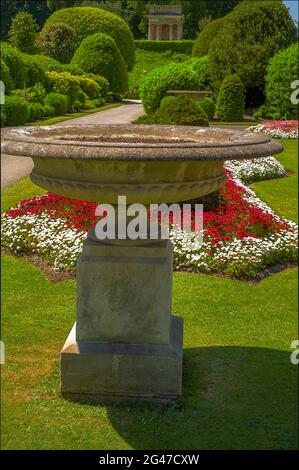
27;83;47;103
0;42;27;88
1;95;29;125
43;6;135;71
21;54;48;87
71;33;128;94
28;102;45;121
44;92;68;116
216;75;245;122
46;71;82;103
209;0;297;91
192;18;224;57
1;111;7;126
36;22;76;64
92;98;105;108
133;114;158;125
134;40;194;55
184;56;211;90
8;12;38;54
262;43;299;120
140;62;202;115
43;104;55;117
199;97;215;120
79;77;101;99
156;96;209;126
84;74;109;98
62;64;84;76
0;59;13;92
159;95;177;109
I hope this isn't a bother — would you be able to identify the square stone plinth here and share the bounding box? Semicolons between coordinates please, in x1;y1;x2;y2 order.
76;238;173;345
61;316;183;403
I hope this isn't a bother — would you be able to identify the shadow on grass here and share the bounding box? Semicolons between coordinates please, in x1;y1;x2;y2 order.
107;346;298;450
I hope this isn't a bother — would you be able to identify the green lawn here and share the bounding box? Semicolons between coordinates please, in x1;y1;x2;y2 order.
1;139;298;450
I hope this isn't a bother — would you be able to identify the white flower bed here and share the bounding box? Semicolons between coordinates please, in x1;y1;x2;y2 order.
1;156;298;279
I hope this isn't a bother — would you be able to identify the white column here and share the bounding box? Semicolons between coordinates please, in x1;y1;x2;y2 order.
170;24;173;41
156;23;160;40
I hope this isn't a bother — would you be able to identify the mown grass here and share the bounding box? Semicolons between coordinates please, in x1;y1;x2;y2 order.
1;139;298;450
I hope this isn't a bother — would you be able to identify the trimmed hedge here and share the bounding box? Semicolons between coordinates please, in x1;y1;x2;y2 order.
0;42;27;89
84;74;109;98
192;18;224;57
140;62;203;115
45;71;82;104
262;43;299;120
199;97;215;120
0;59;13;92
21;54;48;87
71;33;128;94
43;6;135;71
156;96;209;126
36;22;76;64
44;93;68;116
209;1;297;91
26;54;65;73
1;95;29;125
134;40;194;55
216;75;245;122
184;56;211;90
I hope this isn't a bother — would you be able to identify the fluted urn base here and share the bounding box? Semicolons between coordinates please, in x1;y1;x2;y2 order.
60;228;183;403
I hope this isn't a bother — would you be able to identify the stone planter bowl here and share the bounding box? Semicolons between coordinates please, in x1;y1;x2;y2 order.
1;124;283;205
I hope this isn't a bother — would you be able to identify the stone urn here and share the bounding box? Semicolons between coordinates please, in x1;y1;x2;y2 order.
1;124;283;403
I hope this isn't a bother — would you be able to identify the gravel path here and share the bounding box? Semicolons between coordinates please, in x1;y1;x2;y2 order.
1;103;144;189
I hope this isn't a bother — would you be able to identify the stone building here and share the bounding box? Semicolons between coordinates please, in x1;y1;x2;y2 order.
147;5;184;41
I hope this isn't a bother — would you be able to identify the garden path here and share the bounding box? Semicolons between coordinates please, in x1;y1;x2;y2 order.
1;103;144;189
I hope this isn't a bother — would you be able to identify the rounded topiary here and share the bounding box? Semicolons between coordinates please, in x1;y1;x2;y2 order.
0;59;13;92
26;54;65;73
156;96;209;126
43;6;135;71
36;22;76;64
185;56;211;90
159;95;177;110
216;74;245;122
8;11;39;54
263;43;299;120
199;97;215;120
192;18;224;57
71;33;128;94
43;104;55;117
2;95;29;126
0;42;27;89
140;62;201;115
79;77;101;99
84;74;109;98
209;0;297;91
45;71;82;104
44;92;69;116
21;54;48;87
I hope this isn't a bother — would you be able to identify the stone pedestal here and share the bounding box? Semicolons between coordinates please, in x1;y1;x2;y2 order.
61;228;183;403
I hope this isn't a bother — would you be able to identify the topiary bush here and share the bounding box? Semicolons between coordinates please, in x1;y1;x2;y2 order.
216;74;245;122
36;22;76;64
199;97;216;120
79;77;101;99
0;42;27;89
44;92;68;116
28;102;45;121
156;96;209;126
8;11;39;54
262;43;299;120
43;104;55;117
45;71;82;104
0;59;13;92
159;95;177;110
140;62;202;115
1;95;29;125
43;6;135;71
84;74;109;98
192;18;224;57
21;54;48;87
71;33;128;94
209;0;297;92
184;55;211;90
25;54;65;73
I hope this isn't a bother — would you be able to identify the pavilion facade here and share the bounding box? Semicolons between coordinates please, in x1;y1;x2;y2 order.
147;5;184;41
